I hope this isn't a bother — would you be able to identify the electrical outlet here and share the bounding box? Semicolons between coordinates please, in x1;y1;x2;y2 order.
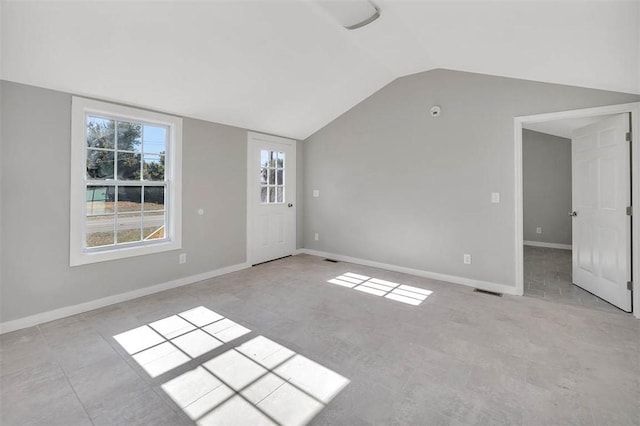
536;227;542;234
463;254;472;265
179;253;187;264
313;190;320;197
491;192;500;203
314;233;319;241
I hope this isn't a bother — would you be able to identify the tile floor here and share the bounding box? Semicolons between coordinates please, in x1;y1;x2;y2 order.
523;245;625;314
1;253;639;425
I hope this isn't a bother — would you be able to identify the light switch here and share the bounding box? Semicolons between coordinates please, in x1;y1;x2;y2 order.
313;190;320;198
491;192;500;203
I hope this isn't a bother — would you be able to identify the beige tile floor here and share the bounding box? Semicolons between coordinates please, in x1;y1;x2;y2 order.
1;253;639;425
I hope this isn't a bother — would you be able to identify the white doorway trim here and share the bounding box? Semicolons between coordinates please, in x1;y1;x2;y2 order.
246;131;297;266
514;102;640;318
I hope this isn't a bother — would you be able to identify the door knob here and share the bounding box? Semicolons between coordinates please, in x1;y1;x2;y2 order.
568;211;577;217
288;203;293;208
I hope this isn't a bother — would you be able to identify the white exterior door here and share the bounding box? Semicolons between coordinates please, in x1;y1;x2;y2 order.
571;114;631;311
247;132;296;265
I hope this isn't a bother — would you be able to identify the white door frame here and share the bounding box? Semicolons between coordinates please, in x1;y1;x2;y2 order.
514;102;640;318
246;131;297;265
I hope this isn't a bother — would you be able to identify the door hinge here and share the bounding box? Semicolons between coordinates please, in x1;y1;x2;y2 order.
628;281;633;291
626;131;632;142
627;206;633;216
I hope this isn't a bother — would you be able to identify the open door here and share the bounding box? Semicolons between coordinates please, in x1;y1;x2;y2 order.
247;132;296;265
571;114;632;311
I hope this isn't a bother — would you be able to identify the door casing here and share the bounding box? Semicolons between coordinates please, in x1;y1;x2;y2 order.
514;102;640;318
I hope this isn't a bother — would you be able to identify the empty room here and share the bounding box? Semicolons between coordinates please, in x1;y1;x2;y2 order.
1;0;639;425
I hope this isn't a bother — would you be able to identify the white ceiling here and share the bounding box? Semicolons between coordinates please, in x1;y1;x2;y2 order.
523;114;618;139
2;0;639;140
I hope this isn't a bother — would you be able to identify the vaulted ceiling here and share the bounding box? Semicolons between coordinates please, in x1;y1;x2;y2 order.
2;0;639;140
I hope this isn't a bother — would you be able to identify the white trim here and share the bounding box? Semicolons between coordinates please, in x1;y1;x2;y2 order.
0;262;250;334
514;102;640;318
70;96;183;266
296;249;518;296
523;241;572;250
246;131;297;265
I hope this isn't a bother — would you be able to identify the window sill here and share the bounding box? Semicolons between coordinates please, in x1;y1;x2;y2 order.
70;239;181;267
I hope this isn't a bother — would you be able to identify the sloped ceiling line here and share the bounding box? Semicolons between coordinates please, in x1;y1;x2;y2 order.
1;0;638;140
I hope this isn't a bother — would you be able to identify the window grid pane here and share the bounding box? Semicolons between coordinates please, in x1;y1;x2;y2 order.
259;150;285;205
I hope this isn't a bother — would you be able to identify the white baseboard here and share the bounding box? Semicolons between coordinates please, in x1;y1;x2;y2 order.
295;249;518;296
0;262;251;335
524;240;572;250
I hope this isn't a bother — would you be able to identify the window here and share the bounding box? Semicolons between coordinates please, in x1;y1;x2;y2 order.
70;97;182;266
260;150;285;204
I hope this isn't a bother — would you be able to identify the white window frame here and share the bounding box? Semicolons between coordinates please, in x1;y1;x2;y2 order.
70;97;182;266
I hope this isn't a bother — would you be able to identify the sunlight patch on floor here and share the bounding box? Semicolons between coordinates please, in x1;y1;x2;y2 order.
163;335;349;426
328;272;432;305
113;306;250;378
114;307;349;425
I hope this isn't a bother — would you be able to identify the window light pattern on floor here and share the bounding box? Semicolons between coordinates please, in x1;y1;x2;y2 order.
162;335;349;426
113;306;250;377
328;272;432;305
113;306;349;425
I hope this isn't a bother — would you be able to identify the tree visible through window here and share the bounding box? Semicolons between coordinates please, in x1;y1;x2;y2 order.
85;116;168;248
70;97;182;266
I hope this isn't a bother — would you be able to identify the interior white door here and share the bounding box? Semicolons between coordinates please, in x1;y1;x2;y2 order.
247;132;296;265
571;113;631;311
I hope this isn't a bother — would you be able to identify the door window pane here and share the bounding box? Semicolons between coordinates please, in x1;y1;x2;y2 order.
259;149;286;204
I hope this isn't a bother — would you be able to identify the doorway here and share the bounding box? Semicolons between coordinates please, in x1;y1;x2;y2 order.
515;103;640;317
246;132;297;265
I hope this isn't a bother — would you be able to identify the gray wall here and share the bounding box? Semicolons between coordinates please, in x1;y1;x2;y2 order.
297;141;304;249
303;69;639;287
0;81;249;322
523;130;572;245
